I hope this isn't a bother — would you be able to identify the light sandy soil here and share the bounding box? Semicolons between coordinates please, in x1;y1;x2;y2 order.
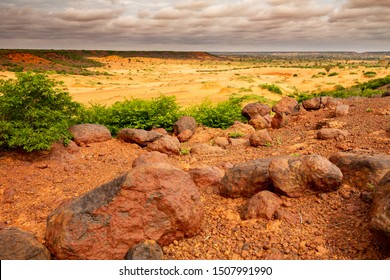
32;56;390;107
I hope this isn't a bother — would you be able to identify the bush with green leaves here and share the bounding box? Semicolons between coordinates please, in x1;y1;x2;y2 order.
187;96;247;129
0;72;81;151
260;83;282;94
79;95;181;134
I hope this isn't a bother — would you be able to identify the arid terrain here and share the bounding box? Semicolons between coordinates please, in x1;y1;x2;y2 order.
0;51;389;260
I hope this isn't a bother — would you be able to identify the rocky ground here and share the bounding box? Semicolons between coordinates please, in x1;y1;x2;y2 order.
0;96;389;260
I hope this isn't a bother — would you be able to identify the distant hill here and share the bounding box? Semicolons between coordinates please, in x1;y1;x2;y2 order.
0;49;222;74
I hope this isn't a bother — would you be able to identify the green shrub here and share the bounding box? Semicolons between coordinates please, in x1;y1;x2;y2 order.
187;96;246;129
260;83;282;94
363;71;377;78
228;131;244;138
79;95;180;134
328;72;338;77
0;72;81;151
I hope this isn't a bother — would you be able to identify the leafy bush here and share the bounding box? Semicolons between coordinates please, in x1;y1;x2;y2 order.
79;95;180;134
328;72;338;77
187;96;247;129
0;72;81;151
260;83;282;94
363;71;377;78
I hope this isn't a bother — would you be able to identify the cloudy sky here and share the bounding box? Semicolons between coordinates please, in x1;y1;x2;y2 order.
0;0;389;51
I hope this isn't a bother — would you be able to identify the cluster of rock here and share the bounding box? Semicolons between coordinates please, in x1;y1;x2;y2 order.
1;95;389;260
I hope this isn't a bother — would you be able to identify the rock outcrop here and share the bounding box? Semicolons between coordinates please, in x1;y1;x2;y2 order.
45;163;204;259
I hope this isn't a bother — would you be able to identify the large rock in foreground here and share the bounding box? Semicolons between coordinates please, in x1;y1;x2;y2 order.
269;155;343;197
369;171;390;245
69;124;111;146
0;228;51;260
329;153;390;190
45;163;204;260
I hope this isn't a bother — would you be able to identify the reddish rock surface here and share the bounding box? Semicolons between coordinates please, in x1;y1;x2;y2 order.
272;97;300;115
271;112;288;129
317;128;349;140
249;130;272;147
177;129;194;142
243;191;282;220
147;135;180;155
220;159;273;198
117;128;163;146
0;228;51;260
189;166;224;195
242;103;271;120
45;163;204;259
69;124;111;146
369;171;390;246
329;152;390;191
125;240;163;260
173;116;197;135
269;155;343;197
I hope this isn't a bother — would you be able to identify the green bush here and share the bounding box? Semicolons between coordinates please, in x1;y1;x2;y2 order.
187;96;246;129
79;95;180;134
260;83;282;94
328;72;338;77
0;72;81;151
363;71;377;78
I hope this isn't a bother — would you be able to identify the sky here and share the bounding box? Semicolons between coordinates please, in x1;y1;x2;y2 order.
0;0;389;52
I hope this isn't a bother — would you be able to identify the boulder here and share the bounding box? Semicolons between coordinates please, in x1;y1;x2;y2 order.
229;138;250;147
335;104;349;117
69;124;111;146
45;163;204;259
321;96;340;108
271;112;288;129
369;171;390;245
242;191;282;220
147;135;180;155
272;97;300;115
0;228;51;260
225;121;255;136
189;166;224;195
213;137;230;149
249;130;272;147
242;103;271;120
177;129;194;143
132;151;168;168
329;152;390;190
220;158;273;198
248;115;271;130
125;240;163;260
191;143;226;155
117;128;163;146
302;97;321;110
269;155;343;198
317;128;349;140
173;116;197;135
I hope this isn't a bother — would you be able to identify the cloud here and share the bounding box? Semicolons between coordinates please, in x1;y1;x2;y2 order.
346;0;390;8
0;0;389;51
56;8;122;22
